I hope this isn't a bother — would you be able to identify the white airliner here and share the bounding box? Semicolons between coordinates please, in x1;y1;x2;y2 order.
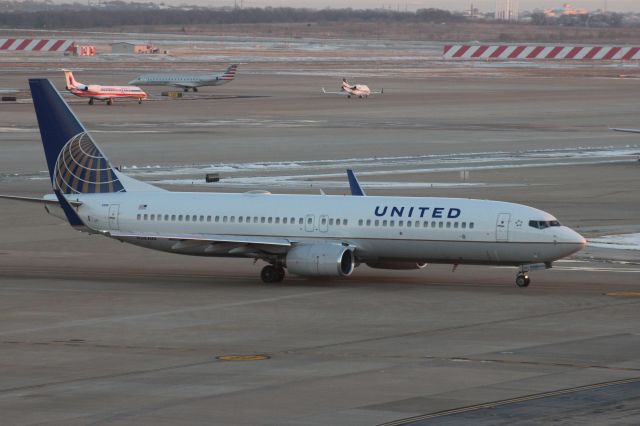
63;69;147;105
322;78;383;98
610;127;640;134
129;64;238;92
0;79;587;287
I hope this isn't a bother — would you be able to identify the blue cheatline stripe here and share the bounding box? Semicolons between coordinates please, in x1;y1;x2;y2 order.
346;169;366;196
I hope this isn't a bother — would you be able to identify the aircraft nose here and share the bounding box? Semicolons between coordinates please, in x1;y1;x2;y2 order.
559;227;587;254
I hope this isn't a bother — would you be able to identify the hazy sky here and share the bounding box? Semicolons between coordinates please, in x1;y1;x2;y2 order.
203;1;639;12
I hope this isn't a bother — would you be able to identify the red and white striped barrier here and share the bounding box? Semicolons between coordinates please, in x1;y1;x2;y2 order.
0;38;76;53
443;44;640;61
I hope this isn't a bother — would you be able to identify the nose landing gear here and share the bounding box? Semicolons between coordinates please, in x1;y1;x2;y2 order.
516;273;530;287
515;265;531;287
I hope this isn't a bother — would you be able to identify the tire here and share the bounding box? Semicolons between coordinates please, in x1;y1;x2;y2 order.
261;265;278;283
516;274;530;288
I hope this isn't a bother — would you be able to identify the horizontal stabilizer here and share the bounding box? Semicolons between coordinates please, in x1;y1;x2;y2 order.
0;194;82;207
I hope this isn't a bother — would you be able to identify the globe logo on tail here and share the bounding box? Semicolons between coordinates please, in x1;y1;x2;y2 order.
53;132;125;194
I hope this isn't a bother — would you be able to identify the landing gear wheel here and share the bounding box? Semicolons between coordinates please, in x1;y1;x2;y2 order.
193;87;198;92
107;98;113;106
88;98;94;105
276;266;285;282
516;274;530;288
138;99;142;104
261;265;278;283
183;88;189;92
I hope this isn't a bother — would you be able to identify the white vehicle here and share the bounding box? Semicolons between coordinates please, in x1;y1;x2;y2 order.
0;79;586;287
129;64;238;92
322;78;383;98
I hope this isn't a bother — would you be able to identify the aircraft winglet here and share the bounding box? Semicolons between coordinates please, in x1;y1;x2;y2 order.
346;169;366;196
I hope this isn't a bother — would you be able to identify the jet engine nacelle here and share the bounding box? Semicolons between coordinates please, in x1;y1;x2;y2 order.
366;261;427;270
86;85;101;92
286;244;354;277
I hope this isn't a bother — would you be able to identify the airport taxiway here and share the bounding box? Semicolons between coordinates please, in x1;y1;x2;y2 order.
1;57;640;425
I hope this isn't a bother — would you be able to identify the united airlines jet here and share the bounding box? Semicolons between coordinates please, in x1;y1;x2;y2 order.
129;64;238;92
0;79;587;287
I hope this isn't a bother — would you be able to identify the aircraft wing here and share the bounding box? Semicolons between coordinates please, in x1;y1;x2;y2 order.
172;82;199;89
106;230;293;254
610;128;640;134
322;88;347;95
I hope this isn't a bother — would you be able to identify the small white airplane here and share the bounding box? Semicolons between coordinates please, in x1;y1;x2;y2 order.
63;69;147;105
129;64;238;92
610;127;640;134
322;78;383;98
0;79;587;287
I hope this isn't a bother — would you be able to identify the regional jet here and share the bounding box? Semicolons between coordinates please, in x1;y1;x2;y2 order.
129;64;238;92
322;78;383;98
0;79;587;287
63;69;147;105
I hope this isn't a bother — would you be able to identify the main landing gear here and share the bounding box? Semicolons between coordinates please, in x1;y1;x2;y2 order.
107;98;113;106
261;264;285;283
88;98;94;105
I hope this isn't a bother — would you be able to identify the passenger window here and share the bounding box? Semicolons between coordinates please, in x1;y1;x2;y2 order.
470;222;474;229
158;215;161;221
137;214;141;220
446;222;451;228
239;216;243;223
461;222;466;229
336;219;341;226
344;219;348;226
439;222;444;228
358;219;363;226
144;214;148;220
215;216;220;222
454;222;459;228
390;220;394;227
290;217;295;224
223;216;227;223
307;217;312;224
374;220;379;226
254;216;259;223
268;217;273;224
178;215;183;221
207;216;211;222
382;220;387;226
275;217;280;224
150;214;155;220
165;214;169;221
407;221;412;227
432;221;436;228
231;216;235;223
329;218;334;225
261;217;266;223
192;215;197;222
283;218;288;224
366;219;371;226
399;220;404;227
321;218;327;225
171;214;176;221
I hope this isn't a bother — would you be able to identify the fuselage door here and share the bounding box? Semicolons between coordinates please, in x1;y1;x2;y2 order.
305;214;315;232
108;204;120;230
496;213;510;241
319;215;329;233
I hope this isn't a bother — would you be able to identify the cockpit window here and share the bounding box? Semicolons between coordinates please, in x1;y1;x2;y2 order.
529;220;561;229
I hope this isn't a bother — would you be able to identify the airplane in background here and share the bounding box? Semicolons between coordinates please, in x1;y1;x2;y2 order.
0;79;586;287
63;69;146;105
610;127;640;134
322;78;383;98
129;64;238;92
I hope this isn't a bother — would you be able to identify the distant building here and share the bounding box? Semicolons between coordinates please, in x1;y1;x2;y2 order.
110;42;159;54
495;0;519;21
